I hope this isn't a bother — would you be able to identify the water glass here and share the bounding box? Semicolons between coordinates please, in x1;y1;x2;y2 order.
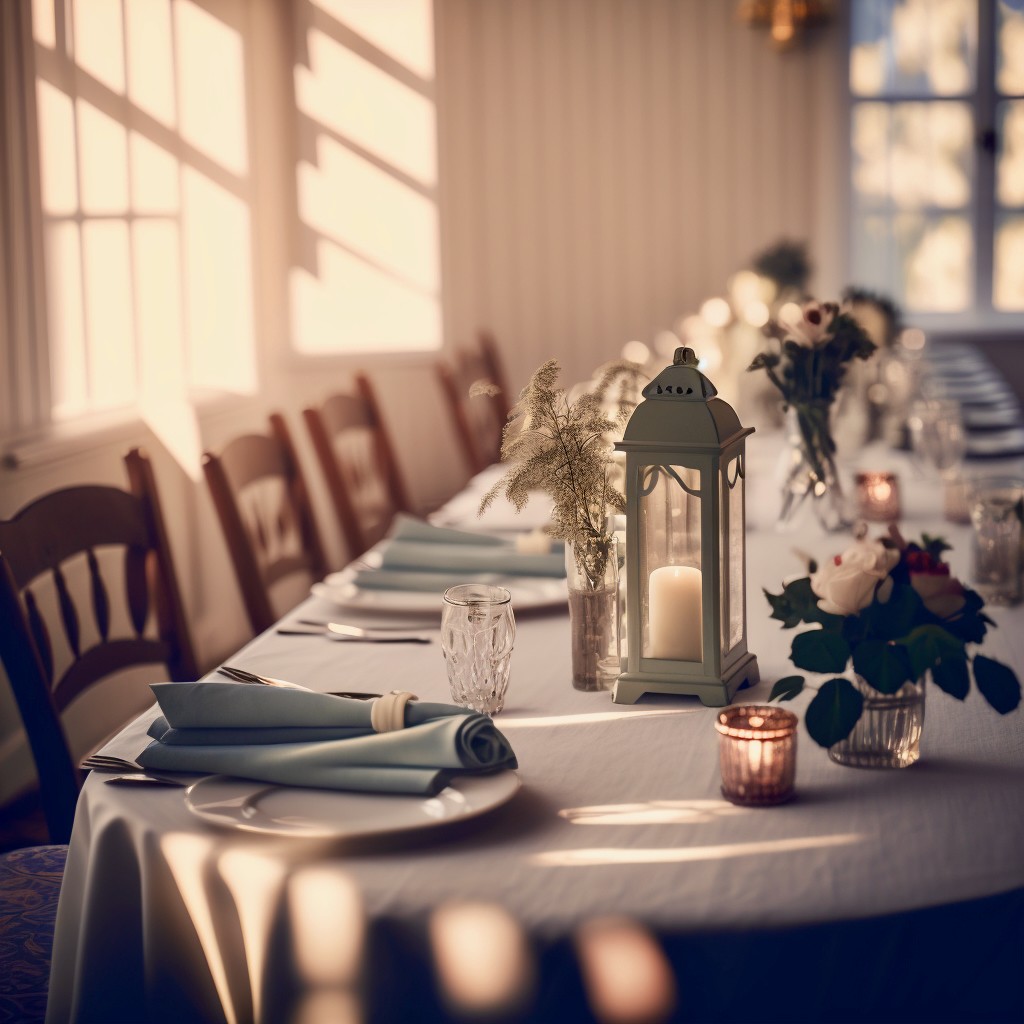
441;585;515;715
969;478;1024;606
909;398;965;476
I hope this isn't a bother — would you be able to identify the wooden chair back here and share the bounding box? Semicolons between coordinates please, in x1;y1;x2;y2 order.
202;413;327;635
0;448;197;843
303;374;411;559
436;354;506;474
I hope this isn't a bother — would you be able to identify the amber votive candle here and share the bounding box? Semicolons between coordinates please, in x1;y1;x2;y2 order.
716;705;797;806
855;471;901;522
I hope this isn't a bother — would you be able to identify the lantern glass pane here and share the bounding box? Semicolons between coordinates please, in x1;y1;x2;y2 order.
723;457;745;654
638;465;703;662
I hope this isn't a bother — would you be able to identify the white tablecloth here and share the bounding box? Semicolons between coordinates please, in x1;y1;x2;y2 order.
46;438;1024;1024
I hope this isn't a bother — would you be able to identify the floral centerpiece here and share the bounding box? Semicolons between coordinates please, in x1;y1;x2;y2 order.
748;300;876;530
480;360;626;690
764;528;1021;765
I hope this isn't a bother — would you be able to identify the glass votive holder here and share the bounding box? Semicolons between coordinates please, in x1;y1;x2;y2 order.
969;477;1024;606
715;705;797;806
943;470;972;524
855;471;901;522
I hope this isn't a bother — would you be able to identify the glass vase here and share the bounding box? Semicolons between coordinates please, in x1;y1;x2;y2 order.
777;404;850;532
565;534;620;692
828;675;926;769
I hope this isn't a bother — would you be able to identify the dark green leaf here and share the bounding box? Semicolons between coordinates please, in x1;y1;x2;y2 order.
785;577;844;629
805;678;864;747
791;630;850;674
861;584;923;641
769;675;805;702
972;655;1022;714
940;588;990;645
763;587;803;629
932;656;969;700
902;625;964;681
851;640;914;695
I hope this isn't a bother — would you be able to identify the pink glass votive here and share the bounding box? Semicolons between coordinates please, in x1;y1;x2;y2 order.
715;705;797;806
855;471;901;522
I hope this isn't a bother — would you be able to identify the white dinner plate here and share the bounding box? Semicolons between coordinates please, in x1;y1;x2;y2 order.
311;569;567;615
185;770;521;839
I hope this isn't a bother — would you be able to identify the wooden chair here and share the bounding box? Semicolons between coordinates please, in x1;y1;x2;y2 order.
436;344;507;474
202;413;328;636
0;448;197;844
476;329;512;423
303;374;412;559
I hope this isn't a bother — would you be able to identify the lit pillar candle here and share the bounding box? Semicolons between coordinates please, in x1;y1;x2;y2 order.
648;565;702;660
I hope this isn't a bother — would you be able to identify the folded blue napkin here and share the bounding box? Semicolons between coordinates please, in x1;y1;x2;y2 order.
390;514;564;552
372;516;564;581
138;683;517;795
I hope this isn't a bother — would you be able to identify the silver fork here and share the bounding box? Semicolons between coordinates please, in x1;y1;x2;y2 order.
80;755;186;786
217;664;379;699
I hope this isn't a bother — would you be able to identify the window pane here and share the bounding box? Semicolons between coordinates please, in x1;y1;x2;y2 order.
77;99;129;214
997;100;1024;205
36;80;78;215
125;0;177;128
994;213;1024;310
898;213;972;311
852;101;972;208
46;223;87;419
998;0;1024;95
81;221;137;410
72;0;125;95
851;0;976;97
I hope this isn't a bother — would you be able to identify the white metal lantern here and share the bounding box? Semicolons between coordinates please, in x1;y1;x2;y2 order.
613;347;759;706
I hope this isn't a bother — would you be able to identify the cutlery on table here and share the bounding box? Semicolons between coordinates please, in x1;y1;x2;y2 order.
276;622;433;643
216;664;380;700
80;754;186;786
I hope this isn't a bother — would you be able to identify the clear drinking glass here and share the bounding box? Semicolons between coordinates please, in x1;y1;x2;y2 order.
969;477;1024;606
909;398;966;476
441;585;515;715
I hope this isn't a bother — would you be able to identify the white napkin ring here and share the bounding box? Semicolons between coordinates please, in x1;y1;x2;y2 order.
371;690;419;733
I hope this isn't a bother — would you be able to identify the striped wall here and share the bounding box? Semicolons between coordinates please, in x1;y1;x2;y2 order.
435;0;848;392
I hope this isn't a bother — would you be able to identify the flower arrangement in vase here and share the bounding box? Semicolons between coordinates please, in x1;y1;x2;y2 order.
764;528;1021;767
748;300;876;531
480;360;627;690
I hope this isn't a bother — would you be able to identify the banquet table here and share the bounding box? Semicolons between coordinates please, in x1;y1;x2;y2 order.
45;433;1024;1024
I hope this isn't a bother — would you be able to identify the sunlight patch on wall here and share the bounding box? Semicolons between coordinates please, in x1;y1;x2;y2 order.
183;168;257;394
81;222;137;410
45;223;87;418
312;0;435;81
175;0;249;176
77;99;130;214
298;134;439;291
296;27;436;187
291;238;441;353
72;0;126;95
35;80;77;215
125;0;177;128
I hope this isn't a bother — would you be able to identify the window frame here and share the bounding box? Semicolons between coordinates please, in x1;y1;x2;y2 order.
846;0;1024;330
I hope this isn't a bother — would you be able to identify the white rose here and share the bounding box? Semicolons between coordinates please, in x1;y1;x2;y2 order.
783;301;837;348
810;539;900;617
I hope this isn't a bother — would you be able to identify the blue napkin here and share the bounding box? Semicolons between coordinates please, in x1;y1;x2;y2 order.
137;683;517;795
370;515;564;581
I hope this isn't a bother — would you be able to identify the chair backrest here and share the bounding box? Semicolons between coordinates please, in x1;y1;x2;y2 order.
0;448;197;843
202;413;327;635
476;329;512;423
302;375;411;559
436;352;506;474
